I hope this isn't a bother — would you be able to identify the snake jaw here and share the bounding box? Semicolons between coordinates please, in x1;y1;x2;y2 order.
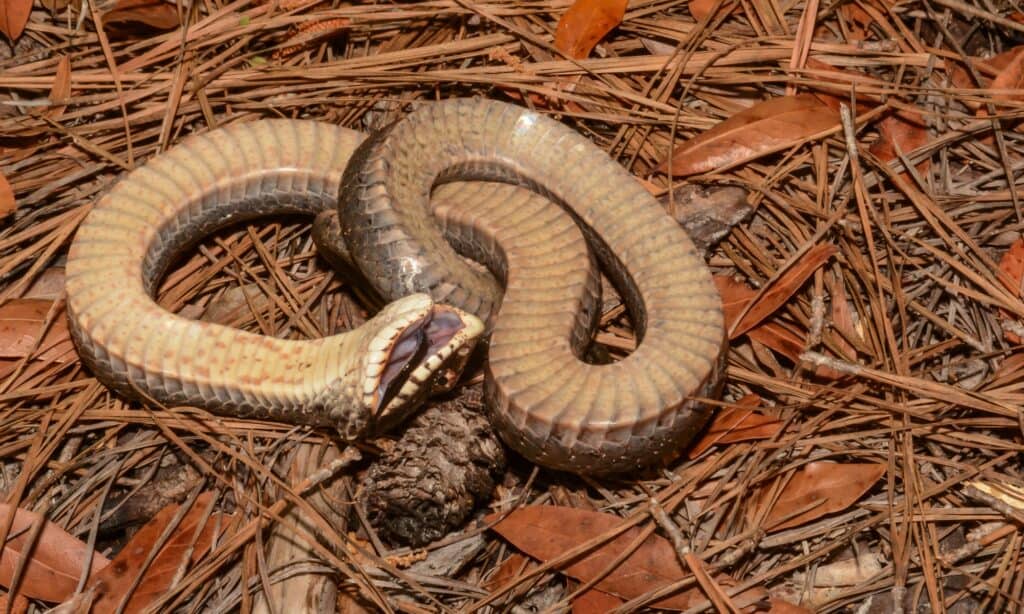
362;297;483;431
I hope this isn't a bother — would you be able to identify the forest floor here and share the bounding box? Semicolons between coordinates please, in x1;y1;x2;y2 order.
1;0;1024;612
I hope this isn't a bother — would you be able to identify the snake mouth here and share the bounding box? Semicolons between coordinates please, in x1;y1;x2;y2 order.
370;304;482;427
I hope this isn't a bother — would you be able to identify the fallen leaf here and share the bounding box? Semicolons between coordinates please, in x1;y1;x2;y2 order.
0;504;109;602
89;492;231;612
102;0;180;31
689;0;739;22
0;172;13;219
0;0;31;41
572;589;624;612
715;276;801;356
997;236;1024;343
0;299;74;363
0;592;28;614
989;47;1024;104
838;3;875;41
758;461;885;531
47;55;71;118
869;109;930;174
719;244;837;338
688;394;784;458
485;552;532;591
487;506;767;610
658;95;840;176
948;47;1024;108
554;0;627;60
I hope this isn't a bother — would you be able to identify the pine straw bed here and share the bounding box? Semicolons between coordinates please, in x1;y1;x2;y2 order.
2;0;1024;611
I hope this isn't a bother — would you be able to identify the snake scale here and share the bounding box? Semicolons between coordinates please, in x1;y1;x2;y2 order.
66;98;725;474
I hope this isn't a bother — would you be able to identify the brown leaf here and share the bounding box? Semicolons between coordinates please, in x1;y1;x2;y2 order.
572;589;624;612
487;506;767;610
689;0;738;22
758;462;885;531
997;237;1024;343
688;394;783;458
102;0;180;31
718;244;837;338
0;300;74;363
554;0;626;60
659;95;840;176
0;172;13;220
990;48;1024;103
0;593;28;614
47;55;72;118
89;492;230;613
869;109;930;174
0;0;31;41
0;504;109;602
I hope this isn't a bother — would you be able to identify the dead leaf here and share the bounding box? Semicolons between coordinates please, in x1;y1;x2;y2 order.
554;0;626;60
0;299;74;363
487;506;767;610
0;172;13;219
688;394;783;458
659;95;840;176
989;48;1024;104
997;237;1024;343
0;504;109;602
47;55;71;118
0;592;28;614
89;492;231;612
102;0;180;31
715;276;806;360
572;589;624;612
869;109;930;174
720;244;837;338
689;0;738;22
0;0;31;41
758;461;885;531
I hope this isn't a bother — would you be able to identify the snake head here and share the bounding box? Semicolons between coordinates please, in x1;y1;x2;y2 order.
358;294;483;434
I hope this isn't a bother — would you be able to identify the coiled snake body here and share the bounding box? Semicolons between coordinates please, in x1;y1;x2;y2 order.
66;99;725;474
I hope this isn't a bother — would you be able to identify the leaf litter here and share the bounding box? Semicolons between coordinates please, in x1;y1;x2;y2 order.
0;0;1022;611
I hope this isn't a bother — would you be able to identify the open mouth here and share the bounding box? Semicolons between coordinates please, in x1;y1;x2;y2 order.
372;305;481;422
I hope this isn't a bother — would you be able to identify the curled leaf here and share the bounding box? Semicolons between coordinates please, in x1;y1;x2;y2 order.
659;95;840;176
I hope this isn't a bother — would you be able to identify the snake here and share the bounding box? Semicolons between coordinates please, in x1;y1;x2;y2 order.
66;98;725;475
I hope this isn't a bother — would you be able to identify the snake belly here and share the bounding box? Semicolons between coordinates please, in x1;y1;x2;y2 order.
332;98;726;474
65;120;484;438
